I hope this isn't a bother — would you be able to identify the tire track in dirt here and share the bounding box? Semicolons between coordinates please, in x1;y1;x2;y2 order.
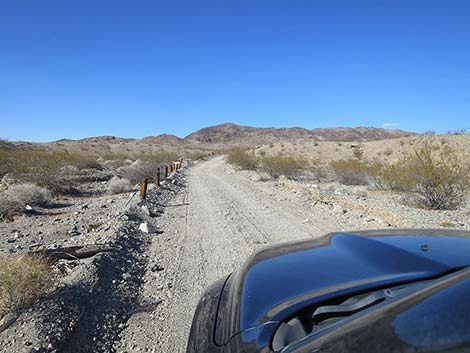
116;157;346;353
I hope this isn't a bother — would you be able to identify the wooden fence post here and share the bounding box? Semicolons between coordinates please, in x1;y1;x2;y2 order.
165;166;168;178
155;168;160;186
140;178;148;199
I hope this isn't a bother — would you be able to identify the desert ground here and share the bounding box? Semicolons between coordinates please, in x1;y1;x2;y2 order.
1;133;469;352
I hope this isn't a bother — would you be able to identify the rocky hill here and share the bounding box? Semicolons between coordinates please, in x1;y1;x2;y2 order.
5;123;416;156
185;123;414;145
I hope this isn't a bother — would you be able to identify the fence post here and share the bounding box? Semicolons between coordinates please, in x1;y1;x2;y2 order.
140;178;148;199
165;165;168;178
155;168;160;186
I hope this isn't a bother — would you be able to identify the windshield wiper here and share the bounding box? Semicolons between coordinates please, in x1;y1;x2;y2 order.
312;291;386;323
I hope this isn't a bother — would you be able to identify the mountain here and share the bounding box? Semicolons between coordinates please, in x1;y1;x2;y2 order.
141;134;186;145
5;123;415;156
185;123;414;145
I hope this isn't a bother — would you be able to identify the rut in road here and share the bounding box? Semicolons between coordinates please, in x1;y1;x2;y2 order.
115;156;346;353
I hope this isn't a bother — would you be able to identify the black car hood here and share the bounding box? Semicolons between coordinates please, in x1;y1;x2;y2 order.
215;229;470;346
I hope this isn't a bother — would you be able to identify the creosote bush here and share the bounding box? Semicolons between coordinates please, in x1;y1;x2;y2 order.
227;148;306;180
0;255;50;316
107;176;133;194
330;159;369;185
258;155;306;180
226;147;258;170
369;141;470;210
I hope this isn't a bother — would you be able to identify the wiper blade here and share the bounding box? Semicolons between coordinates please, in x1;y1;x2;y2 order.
312;291;385;323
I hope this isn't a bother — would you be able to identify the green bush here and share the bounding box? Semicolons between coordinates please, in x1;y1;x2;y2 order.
330;159;369;185
258;154;306;180
369;141;470;210
226;147;258;170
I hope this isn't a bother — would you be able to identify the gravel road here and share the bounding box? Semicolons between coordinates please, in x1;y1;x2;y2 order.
116;156;348;353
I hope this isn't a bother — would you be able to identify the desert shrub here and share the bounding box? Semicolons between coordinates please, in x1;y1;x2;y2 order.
107;177;133;194
423;129;436;135
330;159;369;185
352;144;364;160
367;161;410;191
0;197;22;219
383;148;393;156
75;156;102;170
2;183;52;207
369;141;470;209
0;148;93;195
186;152;210;160
226;147;258;170
440;220;455;228
0;183;53;218
258;154;306;180
119;160;159;184
402;142;470;209
0;255;50;316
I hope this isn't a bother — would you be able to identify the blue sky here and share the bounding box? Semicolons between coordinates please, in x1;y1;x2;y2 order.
1;0;469;141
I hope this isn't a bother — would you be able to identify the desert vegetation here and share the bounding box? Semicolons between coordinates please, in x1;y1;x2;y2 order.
226;147;306;180
0;183;53;219
0;145;181;220
230;136;470;211
107;176;133;195
0;254;50;316
368;141;470;209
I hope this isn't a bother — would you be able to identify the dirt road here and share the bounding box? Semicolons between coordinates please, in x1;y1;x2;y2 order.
115;156;349;353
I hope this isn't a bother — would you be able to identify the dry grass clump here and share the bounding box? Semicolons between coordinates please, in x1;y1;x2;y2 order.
0;183;53;218
370;141;470;210
330;159;369;185
226;147;258;170
0;255;50;316
107;176;133;194
258;154;306;180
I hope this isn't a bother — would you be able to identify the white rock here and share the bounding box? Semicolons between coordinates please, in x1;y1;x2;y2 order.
141;205;150;216
139;222;156;234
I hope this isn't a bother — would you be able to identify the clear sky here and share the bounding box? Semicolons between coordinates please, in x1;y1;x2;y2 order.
1;0;469;142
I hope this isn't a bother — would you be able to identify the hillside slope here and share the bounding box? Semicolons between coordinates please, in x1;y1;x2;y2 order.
185;123;414;145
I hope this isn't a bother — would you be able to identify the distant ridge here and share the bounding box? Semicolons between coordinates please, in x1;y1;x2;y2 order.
185;123;415;145
4;123;416;156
